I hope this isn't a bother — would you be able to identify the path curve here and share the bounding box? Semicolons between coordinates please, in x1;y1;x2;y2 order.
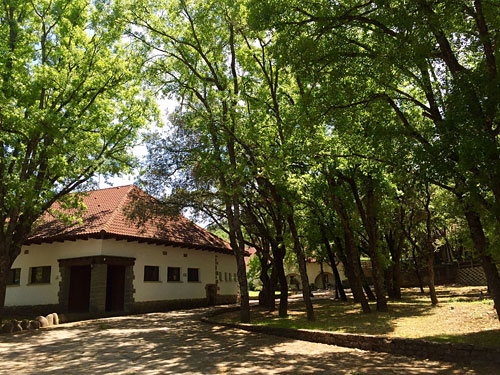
0;308;497;374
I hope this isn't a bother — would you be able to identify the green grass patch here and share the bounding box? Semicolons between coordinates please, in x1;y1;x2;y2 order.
217;286;500;348
249;290;281;298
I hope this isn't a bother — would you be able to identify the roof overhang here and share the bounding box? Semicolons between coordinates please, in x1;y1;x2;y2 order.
26;231;234;255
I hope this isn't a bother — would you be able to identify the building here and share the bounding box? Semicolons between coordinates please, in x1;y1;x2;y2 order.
245;248;346;291
285;259;347;291
5;185;238;315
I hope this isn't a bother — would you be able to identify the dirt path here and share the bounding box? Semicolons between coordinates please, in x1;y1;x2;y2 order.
0;308;497;374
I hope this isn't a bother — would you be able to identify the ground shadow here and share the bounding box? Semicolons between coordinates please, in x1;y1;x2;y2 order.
0;308;497;374
421;329;500;349
223;297;433;337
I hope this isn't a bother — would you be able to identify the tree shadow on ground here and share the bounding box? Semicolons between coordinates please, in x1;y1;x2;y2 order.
235;298;433;336
0;308;496;374
421;329;500;349
235;286;496;339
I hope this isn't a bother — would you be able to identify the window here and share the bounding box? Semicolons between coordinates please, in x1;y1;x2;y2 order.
233;273;237;282
144;266;160;282
7;268;20;286
219;271;223;282
167;267;181;282
225;272;228;281
187;268;199;282
30;266;51;284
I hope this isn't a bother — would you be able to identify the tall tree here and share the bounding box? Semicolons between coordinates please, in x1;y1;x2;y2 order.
0;0;154;313
130;0;254;321
249;0;500;320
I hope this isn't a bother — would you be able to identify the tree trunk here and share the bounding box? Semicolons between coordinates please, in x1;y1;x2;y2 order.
464;209;500;320
267;263;278;311
258;255;273;309
359;261;377;301
259;177;289;317
323;235;347;301
427;250;438;305
0;253;10;321
223;192;250;322
392;236;403;300
385;232;403;300
412;245;425;293
343;233;370;311
368;255;387;310
384;267;395;298
328;177;370;312
235;246;251;322
333;211;370;311
286;210;315;321
271;240;288;317
320;262;326;289
361;177;387;311
335;243;358;301
209;114;250;321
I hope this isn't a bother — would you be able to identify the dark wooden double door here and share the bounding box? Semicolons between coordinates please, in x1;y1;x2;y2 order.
67;265;125;313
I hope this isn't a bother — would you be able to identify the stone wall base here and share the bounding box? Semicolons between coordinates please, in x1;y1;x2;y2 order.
3;304;60;319
216;295;238;305
130;295;237;314
3;295;238;322
203;310;500;365
131;298;209;314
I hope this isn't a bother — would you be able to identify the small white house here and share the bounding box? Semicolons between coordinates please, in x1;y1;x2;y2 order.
285;260;347;291
5;185;238;315
245;248;346;291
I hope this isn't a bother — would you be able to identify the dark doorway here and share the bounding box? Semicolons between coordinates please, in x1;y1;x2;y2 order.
206;284;217;306
68;265;91;312
106;265;125;312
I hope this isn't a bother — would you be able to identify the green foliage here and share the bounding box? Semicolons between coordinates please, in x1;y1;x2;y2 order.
0;0;156;250
134;0;500;312
246;255;261;288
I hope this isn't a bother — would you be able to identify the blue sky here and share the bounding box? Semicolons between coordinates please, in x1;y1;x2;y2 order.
99;97;177;189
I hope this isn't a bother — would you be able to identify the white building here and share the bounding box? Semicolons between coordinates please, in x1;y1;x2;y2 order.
5;185;238;315
285;260;347;291
245;248;346;291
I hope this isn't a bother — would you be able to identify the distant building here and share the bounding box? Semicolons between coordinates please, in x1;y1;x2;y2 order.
285;259;347;291
245;248;346;290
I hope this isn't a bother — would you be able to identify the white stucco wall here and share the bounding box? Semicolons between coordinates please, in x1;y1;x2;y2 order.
102;240;238;302
5;239;104;306
216;252;238;296
285;261;346;290
5;238;238;306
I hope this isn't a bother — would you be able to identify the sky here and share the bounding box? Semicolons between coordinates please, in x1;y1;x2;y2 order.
98;97;178;189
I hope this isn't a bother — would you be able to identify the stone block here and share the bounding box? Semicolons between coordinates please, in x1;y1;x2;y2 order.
29;320;41;330
21;319;30;330
35;316;49;328
11;320;23;332
1;322;13;334
46;314;54;326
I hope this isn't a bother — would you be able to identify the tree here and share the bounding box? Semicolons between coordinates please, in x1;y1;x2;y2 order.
249;0;500;320
129;0;253;322
0;0;154;314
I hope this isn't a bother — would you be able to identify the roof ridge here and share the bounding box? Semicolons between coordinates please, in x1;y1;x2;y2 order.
189;219;227;243
91;184;135;192
100;184;136;233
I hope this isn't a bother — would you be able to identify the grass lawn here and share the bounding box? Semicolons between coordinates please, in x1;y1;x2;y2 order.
248;290;281;298
217;286;500;348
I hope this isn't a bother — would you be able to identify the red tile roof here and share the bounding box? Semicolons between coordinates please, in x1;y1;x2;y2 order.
26;185;232;253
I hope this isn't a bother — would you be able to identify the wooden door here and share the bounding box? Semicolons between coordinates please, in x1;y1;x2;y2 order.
105;265;125;311
68;265;91;312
